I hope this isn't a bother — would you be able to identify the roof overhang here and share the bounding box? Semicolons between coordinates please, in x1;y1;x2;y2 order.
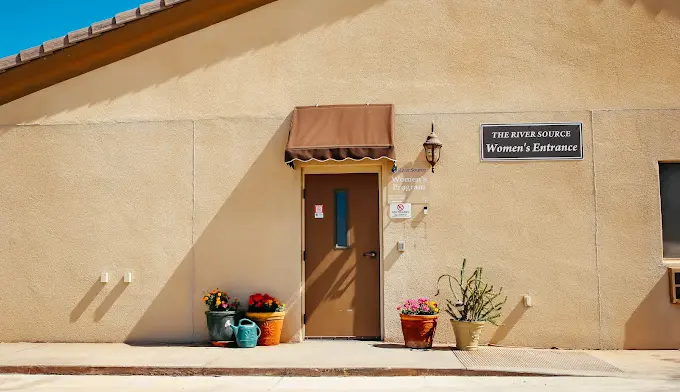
0;0;276;106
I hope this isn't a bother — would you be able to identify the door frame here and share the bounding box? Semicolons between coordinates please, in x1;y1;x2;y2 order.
300;162;386;340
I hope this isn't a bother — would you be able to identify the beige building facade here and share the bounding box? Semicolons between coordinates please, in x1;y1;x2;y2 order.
1;0;680;349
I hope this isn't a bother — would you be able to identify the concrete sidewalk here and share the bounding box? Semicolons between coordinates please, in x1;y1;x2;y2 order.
0;341;678;379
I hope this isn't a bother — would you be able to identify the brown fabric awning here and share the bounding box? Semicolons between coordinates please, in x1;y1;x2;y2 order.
285;104;395;167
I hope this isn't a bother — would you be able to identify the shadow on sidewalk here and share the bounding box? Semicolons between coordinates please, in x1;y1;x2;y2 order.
372;343;453;351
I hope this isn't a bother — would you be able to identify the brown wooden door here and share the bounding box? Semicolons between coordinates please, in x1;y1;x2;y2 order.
304;173;381;338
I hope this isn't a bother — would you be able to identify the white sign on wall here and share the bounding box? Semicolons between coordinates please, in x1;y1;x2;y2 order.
314;205;324;219
388;162;430;203
390;202;412;219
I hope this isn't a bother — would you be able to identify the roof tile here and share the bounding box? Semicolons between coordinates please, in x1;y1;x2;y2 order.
0;0;219;77
0;54;20;72
43;36;69;53
91;18;118;35
115;8;141;24
67;27;93;44
19;46;43;62
140;0;163;15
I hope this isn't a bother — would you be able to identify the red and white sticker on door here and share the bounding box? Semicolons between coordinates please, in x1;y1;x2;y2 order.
314;205;324;219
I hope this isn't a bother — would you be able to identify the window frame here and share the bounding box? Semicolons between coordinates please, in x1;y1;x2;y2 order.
659;162;680;260
334;188;350;249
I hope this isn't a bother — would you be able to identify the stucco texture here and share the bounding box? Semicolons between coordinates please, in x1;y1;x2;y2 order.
191;117;301;343
0;122;194;342
383;112;599;348
1;0;680;347
592;110;680;349
1;0;680;124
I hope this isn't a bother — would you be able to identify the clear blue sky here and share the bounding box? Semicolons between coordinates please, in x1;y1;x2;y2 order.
0;1;143;57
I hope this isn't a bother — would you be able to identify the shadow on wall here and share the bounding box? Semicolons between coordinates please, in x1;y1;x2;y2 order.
383;242;402;272
624;272;680;349
4;0;387;124
489;298;528;345
70;279;107;322
125;117;302;344
590;0;680;18
125;253;194;343
94;278;128;322
623;0;680;18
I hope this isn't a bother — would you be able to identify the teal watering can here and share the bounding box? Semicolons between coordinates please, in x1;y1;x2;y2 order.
230;318;261;348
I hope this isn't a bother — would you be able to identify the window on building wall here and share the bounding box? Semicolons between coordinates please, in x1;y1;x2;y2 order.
660;163;680;258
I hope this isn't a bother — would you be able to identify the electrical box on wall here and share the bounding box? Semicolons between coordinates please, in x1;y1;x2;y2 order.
669;268;680;304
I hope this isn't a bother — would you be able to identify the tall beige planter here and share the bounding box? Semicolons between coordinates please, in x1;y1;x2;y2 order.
450;320;485;350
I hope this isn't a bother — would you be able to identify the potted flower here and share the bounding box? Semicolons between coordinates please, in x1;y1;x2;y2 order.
435;259;507;350
201;289;241;346
245;293;286;346
398;297;440;349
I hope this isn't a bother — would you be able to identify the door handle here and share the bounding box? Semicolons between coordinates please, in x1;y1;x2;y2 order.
363;251;378;258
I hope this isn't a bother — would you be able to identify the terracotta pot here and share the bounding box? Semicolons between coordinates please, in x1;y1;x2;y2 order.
450;320;485;350
246;311;285;346
400;314;438;349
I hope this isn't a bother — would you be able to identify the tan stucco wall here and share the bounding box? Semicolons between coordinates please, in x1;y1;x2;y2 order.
1;0;680;347
0;122;195;342
592;110;680;349
2;0;680;125
383;112;600;348
0;118;303;343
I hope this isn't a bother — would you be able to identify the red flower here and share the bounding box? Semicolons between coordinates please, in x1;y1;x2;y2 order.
248;293;283;311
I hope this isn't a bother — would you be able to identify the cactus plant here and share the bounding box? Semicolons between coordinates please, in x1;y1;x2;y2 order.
435;259;507;325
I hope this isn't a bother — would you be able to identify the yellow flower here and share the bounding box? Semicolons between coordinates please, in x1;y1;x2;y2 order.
217;292;221;297
216;300;221;305
202;296;208;301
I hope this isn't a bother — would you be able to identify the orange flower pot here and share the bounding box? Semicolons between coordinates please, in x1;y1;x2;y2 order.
400;314;438;349
246;311;285;346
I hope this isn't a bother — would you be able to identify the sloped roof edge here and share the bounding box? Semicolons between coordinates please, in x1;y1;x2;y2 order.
0;0;190;73
0;0;276;106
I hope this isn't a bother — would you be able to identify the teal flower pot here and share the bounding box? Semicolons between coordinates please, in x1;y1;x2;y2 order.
205;310;242;343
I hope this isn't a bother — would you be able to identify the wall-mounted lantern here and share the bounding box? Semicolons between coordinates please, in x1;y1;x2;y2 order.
423;121;443;173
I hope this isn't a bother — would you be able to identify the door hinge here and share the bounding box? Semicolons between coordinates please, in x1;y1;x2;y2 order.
303;250;306;262
302;189;306;199
303;314;306;324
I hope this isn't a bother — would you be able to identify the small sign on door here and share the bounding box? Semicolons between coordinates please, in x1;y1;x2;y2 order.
390;202;412;219
314;204;324;219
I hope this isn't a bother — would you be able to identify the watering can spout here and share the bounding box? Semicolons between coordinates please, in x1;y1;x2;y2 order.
229;323;239;335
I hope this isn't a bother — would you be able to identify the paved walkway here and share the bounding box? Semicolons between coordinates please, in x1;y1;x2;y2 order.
1;375;679;392
0;341;678;379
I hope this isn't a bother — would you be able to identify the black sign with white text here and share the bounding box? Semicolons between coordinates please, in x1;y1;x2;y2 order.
480;123;583;161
